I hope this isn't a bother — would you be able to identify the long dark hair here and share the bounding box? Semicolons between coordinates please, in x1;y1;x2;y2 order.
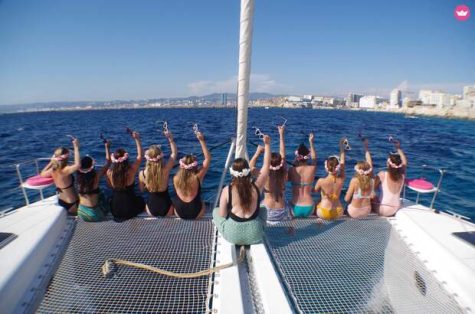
268;153;285;201
230;158;253;212
388;154;404;181
111;148;129;190
77;156;96;194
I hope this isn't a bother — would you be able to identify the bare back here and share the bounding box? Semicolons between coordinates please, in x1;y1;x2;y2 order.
288;164;316;205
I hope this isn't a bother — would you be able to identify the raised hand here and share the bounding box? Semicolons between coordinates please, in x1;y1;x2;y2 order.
196;131;205;142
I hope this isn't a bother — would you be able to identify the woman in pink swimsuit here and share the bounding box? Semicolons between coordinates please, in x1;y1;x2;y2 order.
375;140;407;217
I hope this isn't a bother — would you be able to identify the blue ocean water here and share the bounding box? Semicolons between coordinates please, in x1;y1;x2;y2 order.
0;108;474;220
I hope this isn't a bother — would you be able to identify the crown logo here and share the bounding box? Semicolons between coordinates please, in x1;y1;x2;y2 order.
456;10;468;17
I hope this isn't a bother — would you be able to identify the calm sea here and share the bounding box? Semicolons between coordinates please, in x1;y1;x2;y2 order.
1;108;474;220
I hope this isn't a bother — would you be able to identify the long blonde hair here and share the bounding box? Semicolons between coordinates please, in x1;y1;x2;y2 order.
174;155;198;197
145;145;164;192
52;147;69;171
354;161;372;191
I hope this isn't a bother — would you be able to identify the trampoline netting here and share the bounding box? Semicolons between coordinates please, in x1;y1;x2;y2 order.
38;218;215;313
265;217;462;314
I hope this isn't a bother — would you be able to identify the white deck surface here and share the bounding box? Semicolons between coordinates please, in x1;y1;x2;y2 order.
0;196;69;314
393;203;475;312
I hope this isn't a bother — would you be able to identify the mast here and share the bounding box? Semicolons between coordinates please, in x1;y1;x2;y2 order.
235;0;255;159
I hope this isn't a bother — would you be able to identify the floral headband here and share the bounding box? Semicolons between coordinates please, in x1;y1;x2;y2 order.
354;165;372;176
387;158;403;169
295;150;310;161
78;157;96;174
53;153;69;161
111;152;129;163
179;158;198;170
145;152;163;162
229;167;251;177
269;159;284;171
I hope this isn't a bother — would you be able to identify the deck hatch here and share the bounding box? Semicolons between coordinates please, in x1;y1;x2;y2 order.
0;232;16;250
38;218;215;313
265;217;463;313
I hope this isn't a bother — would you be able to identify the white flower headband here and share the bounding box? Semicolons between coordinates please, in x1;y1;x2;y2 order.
78;157;96;174
294;150;310;161
387;158;403;169
111;152;129;163
229;167;251;177
324;155;341;173
145;152;163;162
269;159;284;171
354;165;372;176
179;158;198;170
53;153;69;161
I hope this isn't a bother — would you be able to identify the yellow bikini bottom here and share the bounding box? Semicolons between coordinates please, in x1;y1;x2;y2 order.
317;203;343;220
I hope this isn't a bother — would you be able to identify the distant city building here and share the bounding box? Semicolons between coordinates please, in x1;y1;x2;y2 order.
389;89;402;108
463;85;475;98
346;93;363;108
419;89;452;108
303;95;313;101
286;96;302;102
221;93;227;106
359;96;384;109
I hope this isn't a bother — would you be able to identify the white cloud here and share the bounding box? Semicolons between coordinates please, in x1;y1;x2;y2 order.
187;74;291;95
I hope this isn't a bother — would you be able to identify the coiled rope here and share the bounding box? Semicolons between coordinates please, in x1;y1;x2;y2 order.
102;245;245;279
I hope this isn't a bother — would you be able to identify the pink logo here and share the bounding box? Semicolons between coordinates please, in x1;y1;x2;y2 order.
454;4;470;21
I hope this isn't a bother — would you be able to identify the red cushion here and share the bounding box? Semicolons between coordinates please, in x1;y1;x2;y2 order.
25;175;54;186
405;178;434;190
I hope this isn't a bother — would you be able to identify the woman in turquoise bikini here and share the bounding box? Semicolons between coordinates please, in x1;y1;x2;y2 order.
214;134;271;245
76;140;111;222
288;133;317;217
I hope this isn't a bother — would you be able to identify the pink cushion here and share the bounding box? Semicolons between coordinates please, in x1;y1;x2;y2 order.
405;178;434;190
25;175;54;186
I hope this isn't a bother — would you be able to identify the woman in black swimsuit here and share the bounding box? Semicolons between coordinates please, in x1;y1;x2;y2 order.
41;137;81;214
172;131;211;219
106;130;145;221
139;131;177;217
213;134;271;245
76;140;111;222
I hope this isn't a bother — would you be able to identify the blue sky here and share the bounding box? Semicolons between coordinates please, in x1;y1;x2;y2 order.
0;0;474;105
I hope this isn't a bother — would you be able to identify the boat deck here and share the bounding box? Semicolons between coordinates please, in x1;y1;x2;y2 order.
264;211;473;313
38;218;215;313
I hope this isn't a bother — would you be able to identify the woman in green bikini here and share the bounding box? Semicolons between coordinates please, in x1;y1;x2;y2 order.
288;133;317;217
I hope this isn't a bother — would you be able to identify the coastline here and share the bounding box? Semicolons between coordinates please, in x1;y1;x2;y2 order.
1;104;475;121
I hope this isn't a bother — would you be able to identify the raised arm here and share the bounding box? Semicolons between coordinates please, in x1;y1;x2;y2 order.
363;138;372;168
309;133;316;165
98;140;112;177
130;131;143;173
255;135;271;189
64;138;81;175
196;132;211;182
249;145;264;171
394;140;407;168
278;126;286;160
339;138;346;178
165;131;177;171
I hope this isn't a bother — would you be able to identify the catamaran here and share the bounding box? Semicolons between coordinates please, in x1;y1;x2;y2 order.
1;1;474;313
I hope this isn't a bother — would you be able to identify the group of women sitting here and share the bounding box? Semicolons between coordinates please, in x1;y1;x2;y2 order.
212;126;407;244
41;128;211;222
41;125;407;245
